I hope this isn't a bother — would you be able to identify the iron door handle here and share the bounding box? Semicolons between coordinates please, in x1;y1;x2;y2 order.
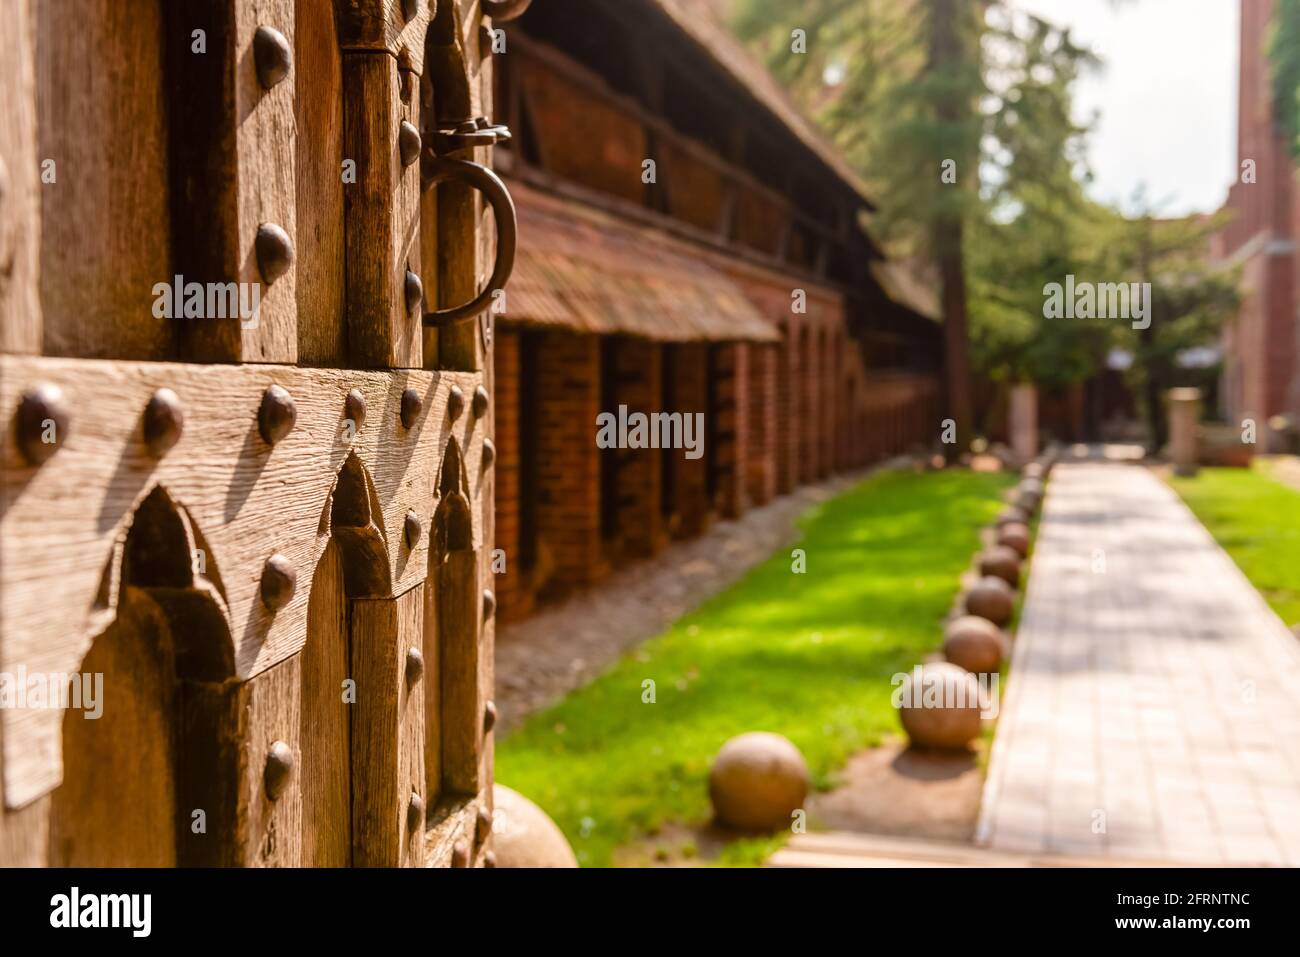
421;156;518;329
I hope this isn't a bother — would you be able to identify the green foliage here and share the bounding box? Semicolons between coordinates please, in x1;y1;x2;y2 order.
495;469;1013;867
1169;465;1300;627
1271;0;1300;160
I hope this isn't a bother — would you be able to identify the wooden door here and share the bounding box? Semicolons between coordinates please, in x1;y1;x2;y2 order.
0;0;518;868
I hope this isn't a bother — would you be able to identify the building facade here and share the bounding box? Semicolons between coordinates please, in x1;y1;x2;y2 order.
488;0;943;622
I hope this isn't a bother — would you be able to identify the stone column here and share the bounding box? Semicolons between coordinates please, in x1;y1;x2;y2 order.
1009;383;1039;465
1168;387;1201;476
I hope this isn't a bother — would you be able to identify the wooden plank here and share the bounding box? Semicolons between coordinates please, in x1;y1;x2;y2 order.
0;355;486;808
351;584;426;866
0;0;41;355
37;0;175;360
235;655;303;866
0;797;48;866
167;0;298;364
335;0;432;75
300;540;352;865
343;52;422;369
296;0;348;366
438;549;482;794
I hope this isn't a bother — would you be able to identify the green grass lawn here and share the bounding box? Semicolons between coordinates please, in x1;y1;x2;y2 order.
1169;464;1300;628
495;468;1015;867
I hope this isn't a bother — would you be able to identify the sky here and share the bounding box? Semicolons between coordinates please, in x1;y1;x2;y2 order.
1013;0;1240;217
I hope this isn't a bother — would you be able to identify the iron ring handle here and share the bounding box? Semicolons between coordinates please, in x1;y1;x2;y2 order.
482;0;533;22
421;157;517;328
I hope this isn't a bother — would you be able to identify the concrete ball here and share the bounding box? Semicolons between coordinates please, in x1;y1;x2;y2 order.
997;521;1031;557
1015;488;1042;514
896;662;984;750
1018;477;1045;497
1022;462;1044;480
490;784;578;868
709;731;809;832
943;616;1009;675
977;545;1022;588
965;575;1016;626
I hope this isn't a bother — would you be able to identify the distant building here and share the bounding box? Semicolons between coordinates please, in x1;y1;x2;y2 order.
1213;0;1300;450
490;0;944;621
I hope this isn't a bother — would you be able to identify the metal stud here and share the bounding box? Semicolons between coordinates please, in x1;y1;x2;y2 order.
451;840;470;868
260;553;297;611
475;805;493;844
143;388;184;457
406;647;425;685
255;222;295;284
404;270;423;315
345;388;367;432
399;120;422;168
481;437;496;469
471;385;489;418
483;700;498;733
264;740;295;800
446;385;465;421
258;384;297;445
400;388;423;429
404;510;422;548
408;792;425;831
15;383;70;465
482;588;496;620
253;25;292;90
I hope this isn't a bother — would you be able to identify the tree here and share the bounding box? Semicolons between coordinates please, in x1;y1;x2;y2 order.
1271;0;1300;159
732;0;1095;448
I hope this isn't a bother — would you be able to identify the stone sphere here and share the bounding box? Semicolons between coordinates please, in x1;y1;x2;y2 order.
1022;462;1044;480
1019;477;1045;497
965;575;1015;626
943;616;1008;675
896;662;984;750
997;521;1030;557
977;545;1022;588
490;784;578;868
995;505;1030;529
709;731;809;831
1015;488;1042;514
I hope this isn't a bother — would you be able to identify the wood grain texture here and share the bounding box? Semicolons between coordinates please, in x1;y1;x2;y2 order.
300;540;351;865
236;654;302;866
48;588;179;866
335;0;431;75
168;0;298;364
343;52;422;368
0;0;41;355
0;796;48;866
423;788;491;866
351;585;425;866
37;0;175;360
438;548;482;795
296;0;348;366
0;355;485;808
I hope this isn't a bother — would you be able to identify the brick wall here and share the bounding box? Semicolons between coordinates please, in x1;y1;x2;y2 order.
745;342;778;505
711;342;749;518
606;338;668;559
493;330;529;622
663;342;713;538
534;331;609;597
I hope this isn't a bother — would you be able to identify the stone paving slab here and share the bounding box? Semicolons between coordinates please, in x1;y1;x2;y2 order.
976;462;1300;865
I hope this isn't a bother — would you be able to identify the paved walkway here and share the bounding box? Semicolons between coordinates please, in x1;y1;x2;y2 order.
977;461;1300;865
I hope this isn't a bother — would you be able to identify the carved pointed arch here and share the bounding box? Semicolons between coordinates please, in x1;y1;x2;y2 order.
324;450;393;598
434;437;473;555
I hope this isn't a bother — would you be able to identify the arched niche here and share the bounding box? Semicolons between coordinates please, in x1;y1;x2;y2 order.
299;451;394;866
48;486;235;866
426;437;482;799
